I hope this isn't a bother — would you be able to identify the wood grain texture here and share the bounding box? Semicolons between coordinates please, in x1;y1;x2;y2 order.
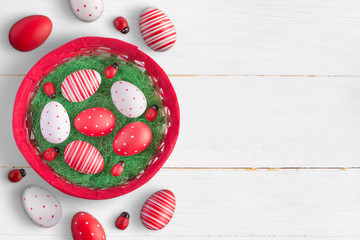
5;75;360;168
1;0;360;75
1;168;360;238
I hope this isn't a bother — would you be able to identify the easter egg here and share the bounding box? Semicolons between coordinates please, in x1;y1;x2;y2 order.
69;0;104;22
61;69;101;102
40;101;70;144
64;140;104;174
113;122;152;156
140;189;176;230
72;212;106;240
111;81;147;118
139;8;176;52
9;15;52;52
22;186;62;228
75;108;115;137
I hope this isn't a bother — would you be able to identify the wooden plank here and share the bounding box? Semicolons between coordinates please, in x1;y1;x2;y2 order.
5;75;360;167
1;0;360;75
1;168;360;238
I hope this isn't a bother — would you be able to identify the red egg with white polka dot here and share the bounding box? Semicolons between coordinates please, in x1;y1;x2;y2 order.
22;185;62;228
75;108;115;137
69;0;104;22
111;81;147;118
72;212;106;240
40;101;70;144
113;122;152;156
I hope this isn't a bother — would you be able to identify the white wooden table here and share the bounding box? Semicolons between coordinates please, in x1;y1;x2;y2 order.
2;0;360;239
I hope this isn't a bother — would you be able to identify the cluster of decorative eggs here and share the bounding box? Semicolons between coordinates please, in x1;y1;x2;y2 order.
40;65;159;177
21;185;175;233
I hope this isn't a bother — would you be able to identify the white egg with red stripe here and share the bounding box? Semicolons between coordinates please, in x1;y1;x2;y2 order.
140;189;176;230
139;8;176;52
22;186;62;228
40;101;70;144
61;69;101;102
64;140;104;174
111;81;147;118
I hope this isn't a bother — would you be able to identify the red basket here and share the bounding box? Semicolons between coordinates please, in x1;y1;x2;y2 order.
12;37;180;200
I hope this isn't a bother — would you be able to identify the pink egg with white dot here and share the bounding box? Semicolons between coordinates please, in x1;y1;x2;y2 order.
111;81;147;118
69;0;103;22
22;185;62;228
40;101;70;144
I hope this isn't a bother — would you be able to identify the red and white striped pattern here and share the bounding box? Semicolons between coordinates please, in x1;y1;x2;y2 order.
64;140;104;174
140;189;176;230
139;8;176;52
61;69;101;102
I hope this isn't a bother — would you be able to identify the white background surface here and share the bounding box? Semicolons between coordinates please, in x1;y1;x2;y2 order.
1;0;360;239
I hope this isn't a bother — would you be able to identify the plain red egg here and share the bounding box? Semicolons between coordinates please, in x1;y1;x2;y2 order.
9;15;52;52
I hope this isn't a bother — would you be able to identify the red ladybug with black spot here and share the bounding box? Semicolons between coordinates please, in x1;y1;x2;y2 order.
114;17;130;34
111;161;125;177
8;169;26;183
115;212;129;230
43;147;59;161
104;63;119;79
43;82;56;99
145;105;159;121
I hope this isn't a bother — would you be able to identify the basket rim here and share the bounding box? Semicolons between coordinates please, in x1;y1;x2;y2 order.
12;37;180;200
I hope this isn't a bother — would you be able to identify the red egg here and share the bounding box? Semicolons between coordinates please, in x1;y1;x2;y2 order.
75;108;115;137
115;212;129;230
113;122;152;156
43;147;59;161
145;105;159;121
9;15;52;52
111;161;125;177
8;169;26;183
140;189;176;230
71;212;106;240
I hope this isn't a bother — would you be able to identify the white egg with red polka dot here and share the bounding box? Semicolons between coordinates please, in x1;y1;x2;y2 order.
22;186;62;228
40;101;70;144
69;0;103;22
111;81;147;118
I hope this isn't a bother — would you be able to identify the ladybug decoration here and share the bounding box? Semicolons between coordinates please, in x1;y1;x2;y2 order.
43;82;56;99
43;147;60;161
111;161;125;177
8;169;26;183
104;63;119;79
115;212;129;230
114;17;130;34
145;105;159;121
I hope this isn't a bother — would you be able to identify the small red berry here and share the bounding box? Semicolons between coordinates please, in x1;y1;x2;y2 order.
8;169;26;183
145;105;159;121
114;17;130;34
43;82;56;99
104;63;119;79
43;147;60;161
111;161;125;177
115;212;129;230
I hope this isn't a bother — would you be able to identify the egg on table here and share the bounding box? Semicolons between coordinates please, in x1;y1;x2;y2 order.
40;101;70;144
9;15;52;52
140;189;176;230
111;81;147;118
72;212;106;240
75;108;115;137
61;69;101;102
113;122;152;156
64;140;104;174
69;0;104;22
22;186;62;228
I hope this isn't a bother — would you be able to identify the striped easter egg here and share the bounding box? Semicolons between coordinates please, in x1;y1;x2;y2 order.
64;140;104;174
140;189;176;230
61;69;101;102
139;8;176;52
